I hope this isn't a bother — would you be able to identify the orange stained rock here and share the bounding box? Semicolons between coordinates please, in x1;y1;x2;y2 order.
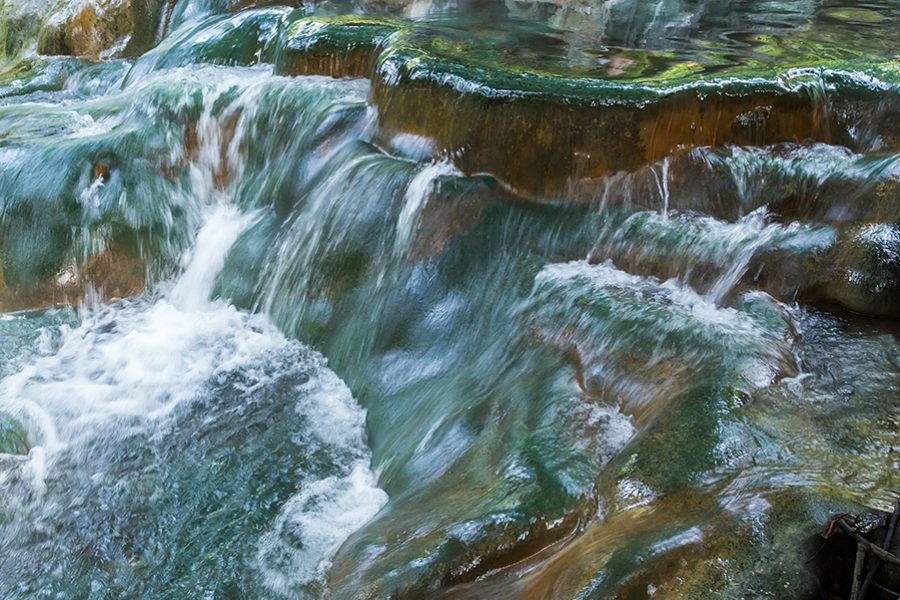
0;245;144;313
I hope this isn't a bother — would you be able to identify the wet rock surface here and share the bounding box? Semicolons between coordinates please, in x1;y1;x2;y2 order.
827;223;900;318
36;0;166;58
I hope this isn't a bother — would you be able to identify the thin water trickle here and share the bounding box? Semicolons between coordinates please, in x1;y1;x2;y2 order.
168;205;259;310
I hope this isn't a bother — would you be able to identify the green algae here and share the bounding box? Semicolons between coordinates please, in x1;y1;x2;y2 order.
274;15;405;77
0;0;64;66
824;7;888;24
0;57;85;98
281;15;402;52
377;41;900;107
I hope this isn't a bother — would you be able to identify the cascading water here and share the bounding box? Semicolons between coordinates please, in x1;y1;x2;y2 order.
0;205;387;597
0;0;898;598
0;61;389;597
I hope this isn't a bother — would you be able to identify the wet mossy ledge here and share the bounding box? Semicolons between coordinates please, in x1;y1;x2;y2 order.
20;9;900;198
273;16;900;198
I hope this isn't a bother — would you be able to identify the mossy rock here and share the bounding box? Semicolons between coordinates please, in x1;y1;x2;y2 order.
274;15;403;78
0;413;28;455
0;0;65;64
823;7;887;24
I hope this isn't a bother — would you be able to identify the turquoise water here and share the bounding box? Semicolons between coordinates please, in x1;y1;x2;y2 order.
0;0;898;597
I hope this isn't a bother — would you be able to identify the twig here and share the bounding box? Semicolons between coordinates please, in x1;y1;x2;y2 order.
834;519;900;568
859;500;900;599
851;542;866;600
873;581;900;598
805;537;829;563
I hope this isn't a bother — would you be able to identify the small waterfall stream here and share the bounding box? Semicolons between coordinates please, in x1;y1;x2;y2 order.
0;0;898;598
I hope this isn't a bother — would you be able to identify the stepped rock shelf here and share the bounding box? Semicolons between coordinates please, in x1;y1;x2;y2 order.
0;4;898;599
11;6;900;198
1;8;899;317
6;9;896;317
276;16;900;197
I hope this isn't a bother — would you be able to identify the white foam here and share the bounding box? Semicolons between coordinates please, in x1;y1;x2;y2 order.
540;258;768;335
0;202;387;593
255;463;388;594
610;207;835;304
168;204;258;310
1;295;281;458
533;259;794;390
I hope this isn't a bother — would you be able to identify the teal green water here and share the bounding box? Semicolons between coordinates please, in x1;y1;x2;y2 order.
0;0;898;598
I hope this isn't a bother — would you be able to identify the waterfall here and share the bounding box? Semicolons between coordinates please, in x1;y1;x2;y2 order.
0;0;898;597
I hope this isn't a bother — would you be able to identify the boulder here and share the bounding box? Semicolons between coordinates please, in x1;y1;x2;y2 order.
827;222;900;318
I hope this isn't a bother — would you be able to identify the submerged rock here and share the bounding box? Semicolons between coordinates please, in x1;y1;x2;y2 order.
0;5;895;597
0;246;145;312
603;489;845;599
126;8;288;76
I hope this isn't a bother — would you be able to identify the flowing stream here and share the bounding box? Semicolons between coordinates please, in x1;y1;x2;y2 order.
0;0;898;598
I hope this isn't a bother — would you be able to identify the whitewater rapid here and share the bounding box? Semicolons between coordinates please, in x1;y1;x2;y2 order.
0;205;387;597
